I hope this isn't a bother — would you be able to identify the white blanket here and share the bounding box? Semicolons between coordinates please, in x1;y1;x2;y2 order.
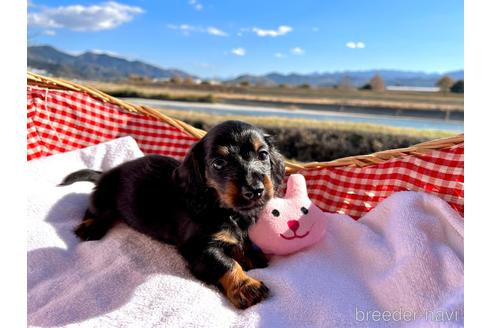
27;137;464;327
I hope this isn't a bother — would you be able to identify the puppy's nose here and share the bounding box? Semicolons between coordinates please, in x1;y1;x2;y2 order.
242;186;264;200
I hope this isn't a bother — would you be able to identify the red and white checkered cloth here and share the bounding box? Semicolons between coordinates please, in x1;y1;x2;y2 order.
27;86;197;161
27;85;464;219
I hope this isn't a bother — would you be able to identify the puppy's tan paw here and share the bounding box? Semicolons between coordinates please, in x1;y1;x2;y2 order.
230;278;269;309
219;261;270;309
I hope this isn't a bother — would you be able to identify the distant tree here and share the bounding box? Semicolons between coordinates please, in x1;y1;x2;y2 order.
201;80;211;86
338;76;356;91
436;75;454;93
127;74;151;83
299;83;311;89
369;74;385;92
359;83;371;90
170;76;183;84
239;81;250;87
256;81;270;87
183;76;195;85
450;80;464;93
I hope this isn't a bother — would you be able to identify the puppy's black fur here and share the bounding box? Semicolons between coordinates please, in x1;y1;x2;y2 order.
60;120;285;309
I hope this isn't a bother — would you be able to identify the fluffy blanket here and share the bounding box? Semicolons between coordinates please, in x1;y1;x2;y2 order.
27;137;464;327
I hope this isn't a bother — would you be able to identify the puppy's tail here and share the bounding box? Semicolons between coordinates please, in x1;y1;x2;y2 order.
58;169;102;186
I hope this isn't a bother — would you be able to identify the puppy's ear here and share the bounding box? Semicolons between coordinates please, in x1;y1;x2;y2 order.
264;134;285;196
174;138;206;192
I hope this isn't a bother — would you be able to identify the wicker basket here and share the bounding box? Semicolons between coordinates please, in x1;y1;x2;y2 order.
27;72;464;219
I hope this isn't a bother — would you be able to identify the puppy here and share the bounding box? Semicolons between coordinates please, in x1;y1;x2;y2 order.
59;120;285;309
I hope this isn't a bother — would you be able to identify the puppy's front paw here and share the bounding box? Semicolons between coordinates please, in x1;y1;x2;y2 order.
219;262;270;309
230;278;269;309
74;219;106;241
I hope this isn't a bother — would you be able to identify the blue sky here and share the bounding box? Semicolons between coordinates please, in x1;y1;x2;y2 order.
27;0;464;79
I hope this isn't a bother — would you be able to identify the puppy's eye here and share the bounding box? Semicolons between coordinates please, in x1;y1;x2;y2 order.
272;209;280;217
212;159;227;170
258;150;269;161
301;207;309;215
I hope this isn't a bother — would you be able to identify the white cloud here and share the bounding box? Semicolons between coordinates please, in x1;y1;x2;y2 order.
168;24;190;30
274;52;286;58
252;25;292;37
27;1;143;32
189;0;203;11
236;28;249;37
167;24;194;36
231;48;246;56
168;24;228;37
42;29;56;36
207;27;228;37
290;47;305;55
346;41;365;49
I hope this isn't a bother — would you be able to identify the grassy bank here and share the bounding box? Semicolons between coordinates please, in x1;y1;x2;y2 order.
87;81;464;112
156;108;455;162
95;86;216;103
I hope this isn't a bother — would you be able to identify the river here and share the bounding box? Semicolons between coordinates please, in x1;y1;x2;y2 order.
123;98;464;133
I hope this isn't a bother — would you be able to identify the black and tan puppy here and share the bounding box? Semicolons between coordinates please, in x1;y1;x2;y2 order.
59;120;285;309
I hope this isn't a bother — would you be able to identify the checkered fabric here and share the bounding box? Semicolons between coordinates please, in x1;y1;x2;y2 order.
298;144;464;218
27;85;464;219
27;86;198;161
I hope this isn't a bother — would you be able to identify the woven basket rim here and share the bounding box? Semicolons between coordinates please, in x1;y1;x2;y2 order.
27;72;464;173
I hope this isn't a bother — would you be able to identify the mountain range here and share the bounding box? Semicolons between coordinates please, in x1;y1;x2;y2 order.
28;45;193;80
28;45;463;87
228;70;464;88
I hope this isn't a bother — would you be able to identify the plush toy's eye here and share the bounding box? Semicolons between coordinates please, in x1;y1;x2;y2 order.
272;209;280;217
301;207;309;215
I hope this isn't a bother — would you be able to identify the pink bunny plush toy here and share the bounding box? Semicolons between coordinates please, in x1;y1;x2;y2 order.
249;174;328;255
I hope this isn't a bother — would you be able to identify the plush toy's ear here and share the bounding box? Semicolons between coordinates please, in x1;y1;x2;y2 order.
284;174;308;199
